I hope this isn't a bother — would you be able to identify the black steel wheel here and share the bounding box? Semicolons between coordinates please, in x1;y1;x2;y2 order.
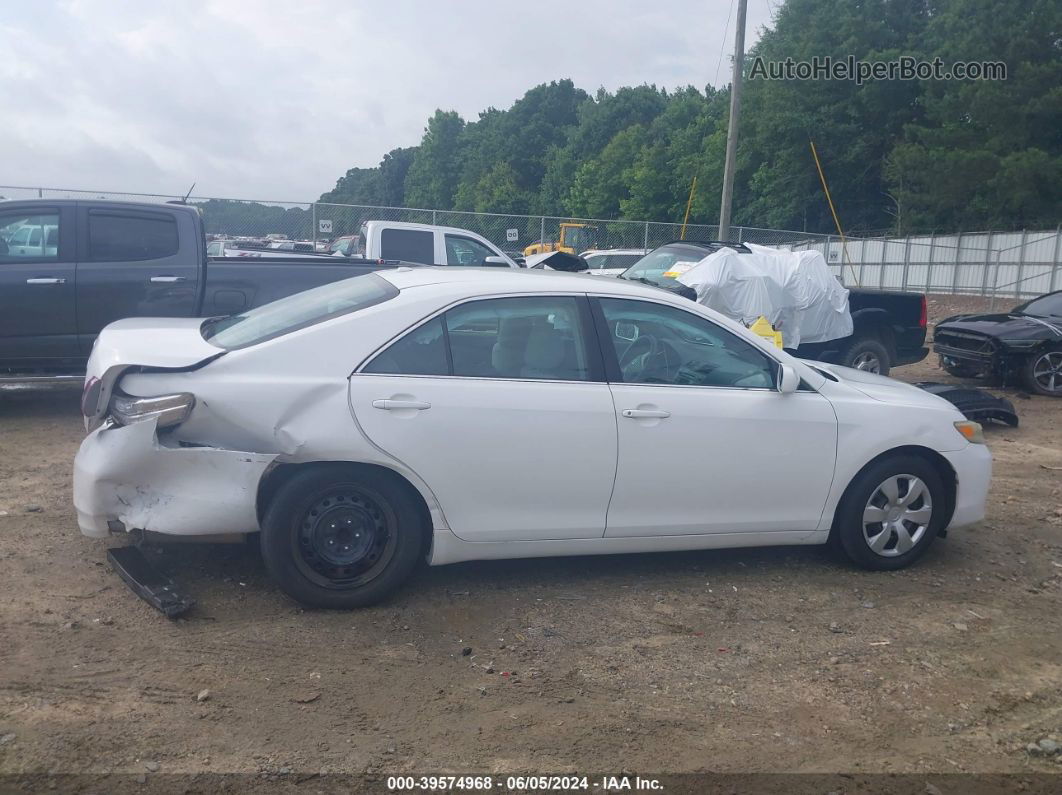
261;467;424;608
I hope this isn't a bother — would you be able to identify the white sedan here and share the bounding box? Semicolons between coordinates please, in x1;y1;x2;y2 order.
74;268;992;608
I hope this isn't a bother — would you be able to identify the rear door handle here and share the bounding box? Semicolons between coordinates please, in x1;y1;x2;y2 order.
372;399;431;411
621;408;671;419
26;277;65;285
150;275;187;283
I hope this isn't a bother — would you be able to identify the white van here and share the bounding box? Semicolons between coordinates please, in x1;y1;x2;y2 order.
354;221;519;268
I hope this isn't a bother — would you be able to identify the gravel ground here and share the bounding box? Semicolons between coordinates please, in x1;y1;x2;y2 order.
1;294;1060;787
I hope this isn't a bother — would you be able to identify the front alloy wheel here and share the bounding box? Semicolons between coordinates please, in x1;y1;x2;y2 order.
1025;349;1062;396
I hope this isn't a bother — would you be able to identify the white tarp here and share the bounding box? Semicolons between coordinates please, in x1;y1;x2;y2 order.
676;243;852;348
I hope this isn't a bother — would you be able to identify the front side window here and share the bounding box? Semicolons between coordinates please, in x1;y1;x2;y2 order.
380;228;434;264
363;296;592;382
598;298;776;389
0;213;60;261
445;235;496;266
88;212;178;261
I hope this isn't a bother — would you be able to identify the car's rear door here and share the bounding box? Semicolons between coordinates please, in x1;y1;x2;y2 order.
592;296;837;537
348;294;617;542
0;204;78;365
75;204;200;353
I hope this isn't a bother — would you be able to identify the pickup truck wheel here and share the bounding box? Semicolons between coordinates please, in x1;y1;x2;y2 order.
834;455;945;571
260;468;423;608
839;337;891;375
1022;347;1062;397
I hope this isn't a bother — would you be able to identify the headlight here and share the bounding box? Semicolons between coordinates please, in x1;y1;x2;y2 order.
110;392;195;429
999;339;1040;348
954;420;985;444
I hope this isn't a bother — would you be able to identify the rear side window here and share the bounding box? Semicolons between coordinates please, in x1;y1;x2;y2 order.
88;212;178;261
362;317;449;376
0;212;60;262
202;273;399;349
380;228;434;264
362;296;592;382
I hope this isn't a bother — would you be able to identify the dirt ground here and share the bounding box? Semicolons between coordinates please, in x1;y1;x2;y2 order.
1;294;1060;788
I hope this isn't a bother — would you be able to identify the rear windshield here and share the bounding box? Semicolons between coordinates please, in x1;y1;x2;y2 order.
202;273;398;349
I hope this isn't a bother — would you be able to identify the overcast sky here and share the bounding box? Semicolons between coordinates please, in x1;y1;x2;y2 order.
1;0;775;201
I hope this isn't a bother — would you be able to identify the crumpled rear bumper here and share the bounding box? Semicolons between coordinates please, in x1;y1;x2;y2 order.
73;420;276;538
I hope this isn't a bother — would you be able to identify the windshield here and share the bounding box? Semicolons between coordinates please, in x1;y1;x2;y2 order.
1015;292;1062;318
622;244;709;284
202;273;399;349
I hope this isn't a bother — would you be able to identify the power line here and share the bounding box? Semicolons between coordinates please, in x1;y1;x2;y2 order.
714;0;737;86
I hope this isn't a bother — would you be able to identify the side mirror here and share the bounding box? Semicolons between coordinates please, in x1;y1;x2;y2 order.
482;256;510;267
778;364;799;394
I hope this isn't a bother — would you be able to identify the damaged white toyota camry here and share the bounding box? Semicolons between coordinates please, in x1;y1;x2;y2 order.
75;267;992;608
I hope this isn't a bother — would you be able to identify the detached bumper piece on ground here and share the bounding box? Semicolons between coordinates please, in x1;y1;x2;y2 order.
916;382;1019;427
107;546;195;618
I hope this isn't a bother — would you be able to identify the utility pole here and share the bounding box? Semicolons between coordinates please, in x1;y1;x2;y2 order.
717;0;747;242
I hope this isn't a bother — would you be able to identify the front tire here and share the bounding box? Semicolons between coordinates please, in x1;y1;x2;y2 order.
260;467;424;608
1022;347;1062;397
834;455;946;571
839;336;891;375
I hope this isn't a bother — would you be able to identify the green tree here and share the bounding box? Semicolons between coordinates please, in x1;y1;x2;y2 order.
403;110;466;208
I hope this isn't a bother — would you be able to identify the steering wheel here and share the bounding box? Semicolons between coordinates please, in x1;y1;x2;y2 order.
619;334;657;371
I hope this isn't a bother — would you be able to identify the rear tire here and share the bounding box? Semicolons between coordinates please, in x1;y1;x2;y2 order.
1021;346;1062;397
839;336;891;376
834;455;946;571
260;467;424;608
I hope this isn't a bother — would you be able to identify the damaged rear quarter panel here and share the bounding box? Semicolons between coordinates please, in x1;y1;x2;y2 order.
112;296;454;535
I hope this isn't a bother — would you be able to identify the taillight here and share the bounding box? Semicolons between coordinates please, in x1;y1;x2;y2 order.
919;295;927;328
110;392;196;429
81;376;101;417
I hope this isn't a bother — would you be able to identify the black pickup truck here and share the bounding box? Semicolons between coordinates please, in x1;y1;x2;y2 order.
618;241;928;375
0;199;409;376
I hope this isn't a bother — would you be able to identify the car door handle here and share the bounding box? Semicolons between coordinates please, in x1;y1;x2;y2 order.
622;408;671;419
26;277;65;285
150;275;187;283
372;399;431;411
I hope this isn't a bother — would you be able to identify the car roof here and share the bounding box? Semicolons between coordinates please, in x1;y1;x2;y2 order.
363;220;496;237
582;249;646;256
377;265;673;299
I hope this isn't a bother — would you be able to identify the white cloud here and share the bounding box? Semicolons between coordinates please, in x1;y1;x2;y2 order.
0;0;774;200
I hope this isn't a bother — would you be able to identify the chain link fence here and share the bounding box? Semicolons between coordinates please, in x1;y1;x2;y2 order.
2;185;1056;297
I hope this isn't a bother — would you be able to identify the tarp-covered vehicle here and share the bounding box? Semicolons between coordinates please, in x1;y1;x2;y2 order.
618;241;928;375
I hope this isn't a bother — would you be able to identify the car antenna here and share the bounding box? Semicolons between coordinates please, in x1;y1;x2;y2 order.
165;182;197;206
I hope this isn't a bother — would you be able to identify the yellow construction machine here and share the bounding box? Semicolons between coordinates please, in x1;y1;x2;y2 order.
523;222;599;256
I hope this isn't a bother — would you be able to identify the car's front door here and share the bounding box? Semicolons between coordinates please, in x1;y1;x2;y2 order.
593;297;837;537
348;294;617;542
0;205;79;366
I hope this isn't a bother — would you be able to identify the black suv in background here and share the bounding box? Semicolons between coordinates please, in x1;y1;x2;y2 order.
618;240;928;375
